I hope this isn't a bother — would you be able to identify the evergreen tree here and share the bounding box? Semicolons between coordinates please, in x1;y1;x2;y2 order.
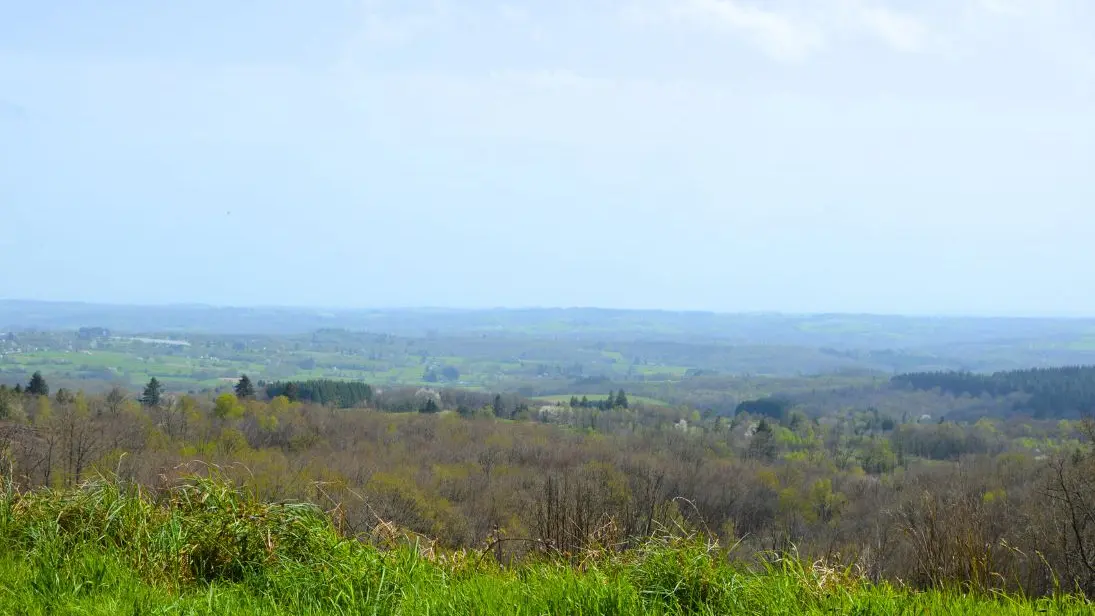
493;394;505;418
26;371;48;397
263;379;371;408
140;377;163;408
748;418;778;462
54;388;74;406
421;397;440;414
13;384;23;394
235;374;255;399
615;389;629;409
569;396;579;408
283;381;299;402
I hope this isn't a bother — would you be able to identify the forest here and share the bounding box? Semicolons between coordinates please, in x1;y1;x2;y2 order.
4;307;1095;612
892;366;1095;418
1;365;1095;611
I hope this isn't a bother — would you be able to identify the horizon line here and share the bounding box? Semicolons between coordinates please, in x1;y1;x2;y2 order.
2;298;1094;321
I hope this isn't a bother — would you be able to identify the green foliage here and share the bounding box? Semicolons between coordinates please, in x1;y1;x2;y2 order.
214;393;244;420
568;391;629;410
0;476;1087;615
748;419;778;462
5;360;1095;605
140;377;162;407
893;366;1095;418
0;387;25;422
736;397;791;420
234;374;255;399
858;438;897;474
26;371;49;397
264;379;372;408
615;389;629;409
54;387;74;406
282;381;299;402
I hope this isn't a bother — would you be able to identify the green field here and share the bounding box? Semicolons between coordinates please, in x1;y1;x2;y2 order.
7;308;1095;415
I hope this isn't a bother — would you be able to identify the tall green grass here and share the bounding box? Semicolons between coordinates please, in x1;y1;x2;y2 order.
0;474;1088;615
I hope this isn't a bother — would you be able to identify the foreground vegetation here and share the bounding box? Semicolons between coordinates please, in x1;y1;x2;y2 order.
6;310;1095;611
0;474;1089;615
4;373;1095;602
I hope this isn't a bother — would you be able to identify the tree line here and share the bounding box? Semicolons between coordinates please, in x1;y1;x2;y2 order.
262;378;373;408
8;369;1095;597
568;390;629;410
892;365;1095;417
0;379;1092;598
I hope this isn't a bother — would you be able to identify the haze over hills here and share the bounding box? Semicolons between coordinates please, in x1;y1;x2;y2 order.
4;300;1095;382
3;298;1095;343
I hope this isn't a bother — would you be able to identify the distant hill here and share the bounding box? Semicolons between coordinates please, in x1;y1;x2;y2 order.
3;300;1094;342
4;300;1095;376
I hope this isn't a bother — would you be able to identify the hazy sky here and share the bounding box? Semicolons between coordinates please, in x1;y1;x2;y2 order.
2;1;1093;315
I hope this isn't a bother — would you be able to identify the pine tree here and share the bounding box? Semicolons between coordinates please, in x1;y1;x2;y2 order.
421;397;439;414
283;382;299;402
140;377;163;408
26;371;49;397
235;374;255;399
54;388;74;406
493;394;505;418
748;419;777;462
615;389;629;409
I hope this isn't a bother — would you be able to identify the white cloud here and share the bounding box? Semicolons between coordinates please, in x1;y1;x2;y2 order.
679;0;825;61
627;0;935;58
488;68;604;90
497;4;529;23
852;6;928;53
975;0;1035;16
628;0;824;61
354;0;450;46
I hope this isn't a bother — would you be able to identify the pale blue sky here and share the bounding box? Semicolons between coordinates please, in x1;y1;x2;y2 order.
2;0;1093;315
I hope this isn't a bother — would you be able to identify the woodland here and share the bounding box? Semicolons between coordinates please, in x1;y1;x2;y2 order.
4;307;1095;612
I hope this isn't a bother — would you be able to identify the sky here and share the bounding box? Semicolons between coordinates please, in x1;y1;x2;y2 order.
1;0;1093;315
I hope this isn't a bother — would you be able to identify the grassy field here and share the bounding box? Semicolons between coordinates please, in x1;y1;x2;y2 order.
0;475;1089;615
0;343;694;405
